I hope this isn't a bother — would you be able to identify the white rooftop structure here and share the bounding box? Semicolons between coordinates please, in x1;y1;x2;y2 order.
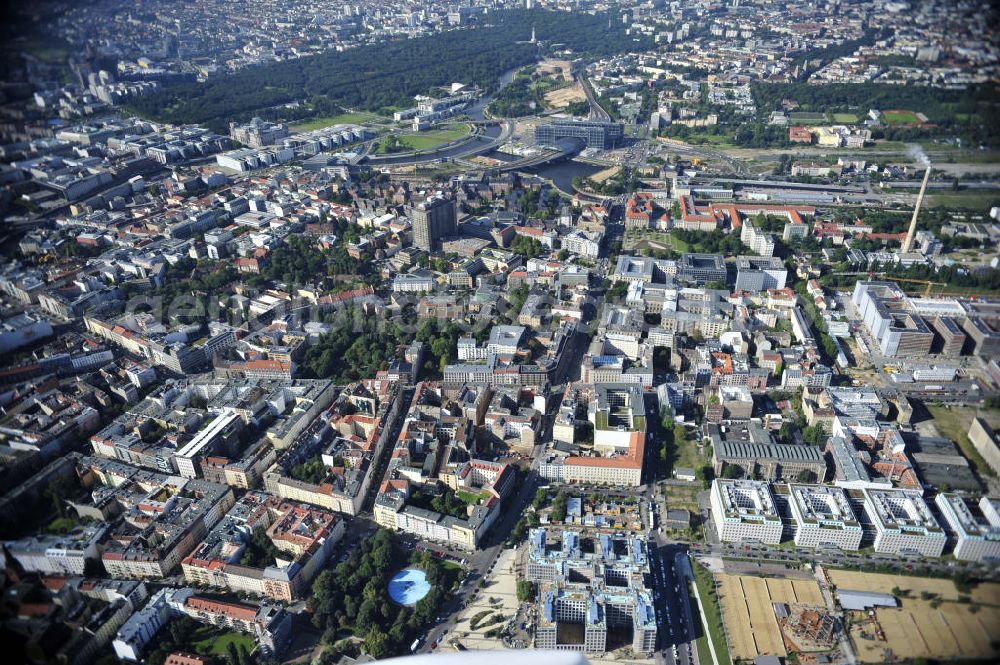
862;488;945;557
934;493;1000;563
788;484;862;550
710;479;782;544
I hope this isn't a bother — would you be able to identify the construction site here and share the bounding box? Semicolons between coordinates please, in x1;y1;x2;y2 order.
774;603;838;654
830;570;1000;663
715;572;829;661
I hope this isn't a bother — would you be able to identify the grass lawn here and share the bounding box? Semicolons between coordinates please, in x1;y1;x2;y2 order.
691;566;732;665
690;595;714;665
194;630;256;656
456;490;489;505
927;406;997;479
375;124;470;153
832;112;859;123
686;133;736;147
926;283;1000;298
926;190;1000;211
674;430;706;472
46;517;77;534
666;231;690;253
291;111;380;131
946;151;1000;164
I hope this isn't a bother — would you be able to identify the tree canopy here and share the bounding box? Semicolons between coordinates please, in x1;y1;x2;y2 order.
125;10;655;131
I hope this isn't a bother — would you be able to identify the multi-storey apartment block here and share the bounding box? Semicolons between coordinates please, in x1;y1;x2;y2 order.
181;491;345;602
76;456;235;578
529;529;656;657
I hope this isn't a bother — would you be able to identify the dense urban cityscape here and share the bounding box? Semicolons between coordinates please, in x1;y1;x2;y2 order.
0;1;999;665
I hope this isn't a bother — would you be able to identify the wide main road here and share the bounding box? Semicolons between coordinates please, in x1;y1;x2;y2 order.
648;539;701;665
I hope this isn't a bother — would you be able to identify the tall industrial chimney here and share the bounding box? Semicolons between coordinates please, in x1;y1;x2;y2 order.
902;166;930;253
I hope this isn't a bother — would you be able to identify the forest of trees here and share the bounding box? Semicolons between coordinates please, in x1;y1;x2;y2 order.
510;234;545;258
249;233;371;290
288;456;330;484
670;228;745;256
488;71;544;118
238;526;281;568
125;10;655;131
299;317;409;383
409;485;469;520
299;313;470;383
310;529;457;660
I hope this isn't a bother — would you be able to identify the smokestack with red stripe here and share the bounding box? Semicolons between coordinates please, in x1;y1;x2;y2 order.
902;166;930;254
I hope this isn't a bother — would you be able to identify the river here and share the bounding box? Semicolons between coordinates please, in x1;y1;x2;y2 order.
528;160;603;193
464;65;521;121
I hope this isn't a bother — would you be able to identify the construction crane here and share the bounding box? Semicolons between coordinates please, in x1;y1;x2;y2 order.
875;276;946;297
832;272;946;297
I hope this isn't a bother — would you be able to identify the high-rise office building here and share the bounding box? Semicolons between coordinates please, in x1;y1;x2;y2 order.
535;120;624;150
410;194;456;251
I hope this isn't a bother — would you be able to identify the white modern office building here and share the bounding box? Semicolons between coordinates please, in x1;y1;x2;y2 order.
788;484;863;550
862;488;946;557
710;479;783;544
934;493;1000;563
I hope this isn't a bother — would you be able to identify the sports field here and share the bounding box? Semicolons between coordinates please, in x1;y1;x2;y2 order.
716;573;824;661
789;112;826;123
829;570;1000;662
881;109;922;125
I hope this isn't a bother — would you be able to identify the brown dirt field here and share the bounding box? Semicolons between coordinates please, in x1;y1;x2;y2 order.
718;575;758;660
536;59;573;81
832;571;1000;662
718;573;826;660
827;570;1000;606
544;84;586;109
792;579;824;605
852;602;1000;662
717;573;828;660
765;578;796;603
589;166;621;183
743;577;784;656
